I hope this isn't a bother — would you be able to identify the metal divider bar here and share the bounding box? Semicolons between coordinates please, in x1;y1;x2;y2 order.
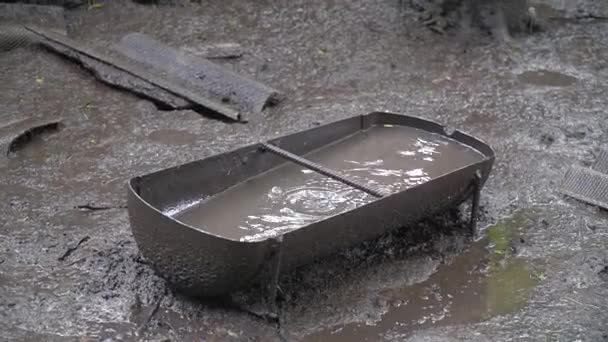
260;142;386;198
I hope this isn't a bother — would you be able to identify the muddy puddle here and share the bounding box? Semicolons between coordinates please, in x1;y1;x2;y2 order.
172;125;485;241
303;212;541;341
518;70;577;87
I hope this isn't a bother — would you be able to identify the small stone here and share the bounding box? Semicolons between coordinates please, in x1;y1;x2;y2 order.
599;266;608;281
540;133;554;146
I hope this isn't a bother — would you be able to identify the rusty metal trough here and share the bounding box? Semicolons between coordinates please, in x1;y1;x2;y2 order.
127;112;495;297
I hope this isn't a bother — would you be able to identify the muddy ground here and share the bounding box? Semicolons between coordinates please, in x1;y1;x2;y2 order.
1;0;607;341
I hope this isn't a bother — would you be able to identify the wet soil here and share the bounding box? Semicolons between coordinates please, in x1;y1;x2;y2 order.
1;0;608;341
304;211;540;341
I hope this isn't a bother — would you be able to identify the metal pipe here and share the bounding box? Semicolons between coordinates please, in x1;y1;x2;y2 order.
260;142;386;198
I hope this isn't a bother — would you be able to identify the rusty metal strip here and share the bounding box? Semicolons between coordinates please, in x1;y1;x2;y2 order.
0;25;35;52
560;166;608;210
592;149;608;175
24;26;242;121
261;142;386;198
115;33;282;118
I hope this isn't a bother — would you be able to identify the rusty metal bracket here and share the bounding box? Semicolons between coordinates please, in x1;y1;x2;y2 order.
266;236;284;320
469;170;482;237
266;236;289;341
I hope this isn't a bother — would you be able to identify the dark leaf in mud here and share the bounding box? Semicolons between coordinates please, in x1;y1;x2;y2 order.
58;236;91;262
599;266;608;281
75;204;127;211
3;120;62;156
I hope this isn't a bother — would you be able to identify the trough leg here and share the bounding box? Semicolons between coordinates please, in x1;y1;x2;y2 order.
233;237;287;340
469;171;482;238
265;236;284;321
232;236;284;326
264;236;289;341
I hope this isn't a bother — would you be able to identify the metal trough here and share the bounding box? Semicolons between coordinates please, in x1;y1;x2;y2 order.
127;112;495;297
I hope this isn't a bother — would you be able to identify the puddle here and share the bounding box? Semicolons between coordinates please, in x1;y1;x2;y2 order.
172;125;485;241
303;212;541;341
147;129;197;145
518;70;577;87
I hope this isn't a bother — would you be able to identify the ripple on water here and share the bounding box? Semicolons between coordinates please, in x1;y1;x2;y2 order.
240;178;372;241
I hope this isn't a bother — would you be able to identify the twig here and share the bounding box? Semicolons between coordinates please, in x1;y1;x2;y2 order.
58;236;90;261
75;204;127;211
138;291;166;335
552;15;608;21
562;296;600;309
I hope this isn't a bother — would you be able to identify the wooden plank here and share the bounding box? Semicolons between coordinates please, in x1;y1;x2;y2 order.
25;26;242;121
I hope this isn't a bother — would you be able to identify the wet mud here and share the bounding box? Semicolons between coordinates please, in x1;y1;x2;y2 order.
1;0;608;341
305;212;540;341
147;129;197;146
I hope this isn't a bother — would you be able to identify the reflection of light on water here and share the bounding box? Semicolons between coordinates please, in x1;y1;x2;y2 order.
398;137;448;158
240;178;371;241
164;198;205;217
346;159;384;166
406;168;425;177
343;168;404;177
344;165;431;192
415;138;442;155
371;169;402;177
